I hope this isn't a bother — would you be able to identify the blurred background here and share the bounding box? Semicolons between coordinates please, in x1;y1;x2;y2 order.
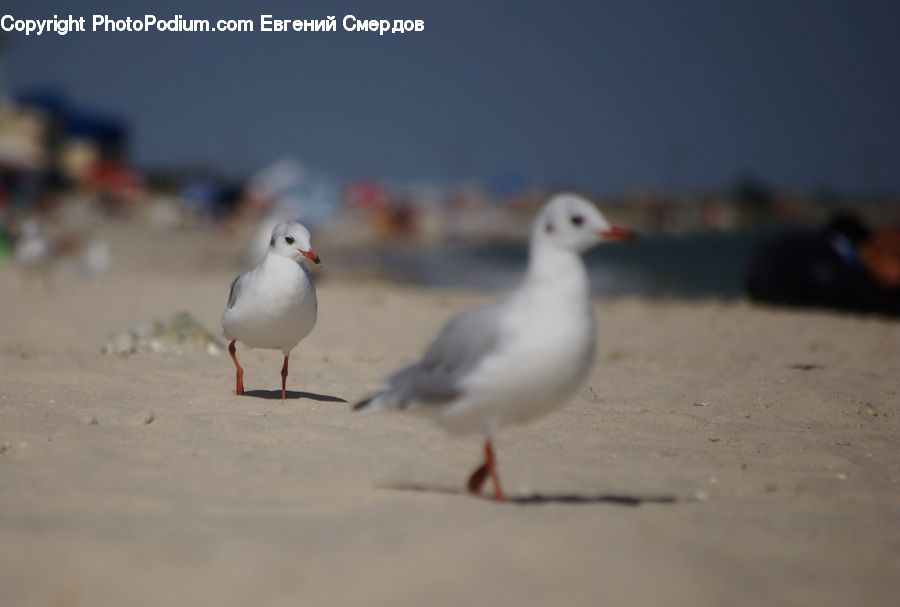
2;0;899;311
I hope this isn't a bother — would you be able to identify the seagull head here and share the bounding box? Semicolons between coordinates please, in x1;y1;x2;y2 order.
269;221;320;265
532;193;637;253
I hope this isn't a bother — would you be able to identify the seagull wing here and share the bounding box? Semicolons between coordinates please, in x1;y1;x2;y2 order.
226;271;248;310
358;301;506;410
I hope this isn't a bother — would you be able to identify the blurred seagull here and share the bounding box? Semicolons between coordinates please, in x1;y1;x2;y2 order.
354;193;637;501
222;221;320;399
14;218;55;291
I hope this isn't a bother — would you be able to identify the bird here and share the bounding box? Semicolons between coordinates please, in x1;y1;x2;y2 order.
14;218;55;292
354;193;637;501
221;221;320;400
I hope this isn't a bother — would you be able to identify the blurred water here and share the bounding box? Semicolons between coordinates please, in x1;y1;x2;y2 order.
378;230;775;299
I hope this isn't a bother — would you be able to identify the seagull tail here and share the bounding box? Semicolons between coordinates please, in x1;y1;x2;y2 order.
352;392;381;411
352;390;403;412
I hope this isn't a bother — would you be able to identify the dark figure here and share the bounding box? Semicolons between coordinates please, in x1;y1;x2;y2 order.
745;214;900;317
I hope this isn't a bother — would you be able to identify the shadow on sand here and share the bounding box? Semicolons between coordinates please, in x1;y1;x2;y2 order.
242;389;347;403
380;482;679;506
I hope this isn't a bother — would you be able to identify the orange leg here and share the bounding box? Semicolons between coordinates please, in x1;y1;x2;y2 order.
485;439;505;502
228;340;244;395
280;355;289;400
466;438;505;502
467;461;489;495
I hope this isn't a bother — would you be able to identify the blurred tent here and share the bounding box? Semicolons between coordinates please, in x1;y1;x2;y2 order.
12;88;141;201
180;175;242;219
16;88;129;157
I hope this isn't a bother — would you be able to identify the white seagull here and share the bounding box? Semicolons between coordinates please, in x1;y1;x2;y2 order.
14;218;55;289
354;193;637;501
222;221;320;400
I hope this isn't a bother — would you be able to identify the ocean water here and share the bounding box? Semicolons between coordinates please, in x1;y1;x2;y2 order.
377;230;775;299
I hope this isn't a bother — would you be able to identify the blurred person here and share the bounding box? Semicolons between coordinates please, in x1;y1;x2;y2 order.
745;213;900;316
79;238;111;279
860;228;900;290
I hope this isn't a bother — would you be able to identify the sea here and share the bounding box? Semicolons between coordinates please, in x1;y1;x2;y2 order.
375;229;776;299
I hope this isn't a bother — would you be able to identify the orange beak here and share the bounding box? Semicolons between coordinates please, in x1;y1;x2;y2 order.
599;226;638;242
301;249;321;264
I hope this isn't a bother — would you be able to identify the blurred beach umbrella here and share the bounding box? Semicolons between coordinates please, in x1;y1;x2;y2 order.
247;158;339;230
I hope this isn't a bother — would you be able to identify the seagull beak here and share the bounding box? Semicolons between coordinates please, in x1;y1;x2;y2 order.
599;226;639;242
301;249;321;264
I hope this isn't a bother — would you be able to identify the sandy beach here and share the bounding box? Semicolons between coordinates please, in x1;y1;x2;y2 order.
1;221;898;607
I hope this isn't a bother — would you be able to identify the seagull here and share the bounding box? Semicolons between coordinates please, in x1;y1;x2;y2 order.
14;218;55;291
354;193;637;501
222;221;320;400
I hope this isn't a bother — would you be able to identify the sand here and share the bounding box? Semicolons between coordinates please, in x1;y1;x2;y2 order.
1;221;898;607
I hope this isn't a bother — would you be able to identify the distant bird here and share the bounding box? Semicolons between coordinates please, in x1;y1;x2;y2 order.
14;219;55;290
222;221;320;399
80;239;111;278
354;193;637;501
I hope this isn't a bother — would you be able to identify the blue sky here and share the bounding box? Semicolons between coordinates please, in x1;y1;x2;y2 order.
4;0;899;193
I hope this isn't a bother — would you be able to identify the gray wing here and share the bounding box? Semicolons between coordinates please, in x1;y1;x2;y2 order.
382;301;505;408
226;272;247;310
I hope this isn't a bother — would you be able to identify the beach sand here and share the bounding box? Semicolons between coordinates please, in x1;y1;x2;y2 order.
1;222;897;606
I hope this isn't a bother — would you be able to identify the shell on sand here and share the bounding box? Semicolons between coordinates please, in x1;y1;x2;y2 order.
103;312;224;356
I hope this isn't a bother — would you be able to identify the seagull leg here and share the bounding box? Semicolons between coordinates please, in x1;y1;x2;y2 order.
484;438;506;502
467;438;506;502
280;355;289;400
467;461;489;496
228;340;244;396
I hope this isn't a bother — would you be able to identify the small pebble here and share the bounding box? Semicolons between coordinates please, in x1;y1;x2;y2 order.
144;414;155;425
694;400;712;407
708;436;721;443
836;473;848;480
89;418;99;425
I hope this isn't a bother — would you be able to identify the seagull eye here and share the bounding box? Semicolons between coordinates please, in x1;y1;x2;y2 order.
285;236;295;245
570;215;584;227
